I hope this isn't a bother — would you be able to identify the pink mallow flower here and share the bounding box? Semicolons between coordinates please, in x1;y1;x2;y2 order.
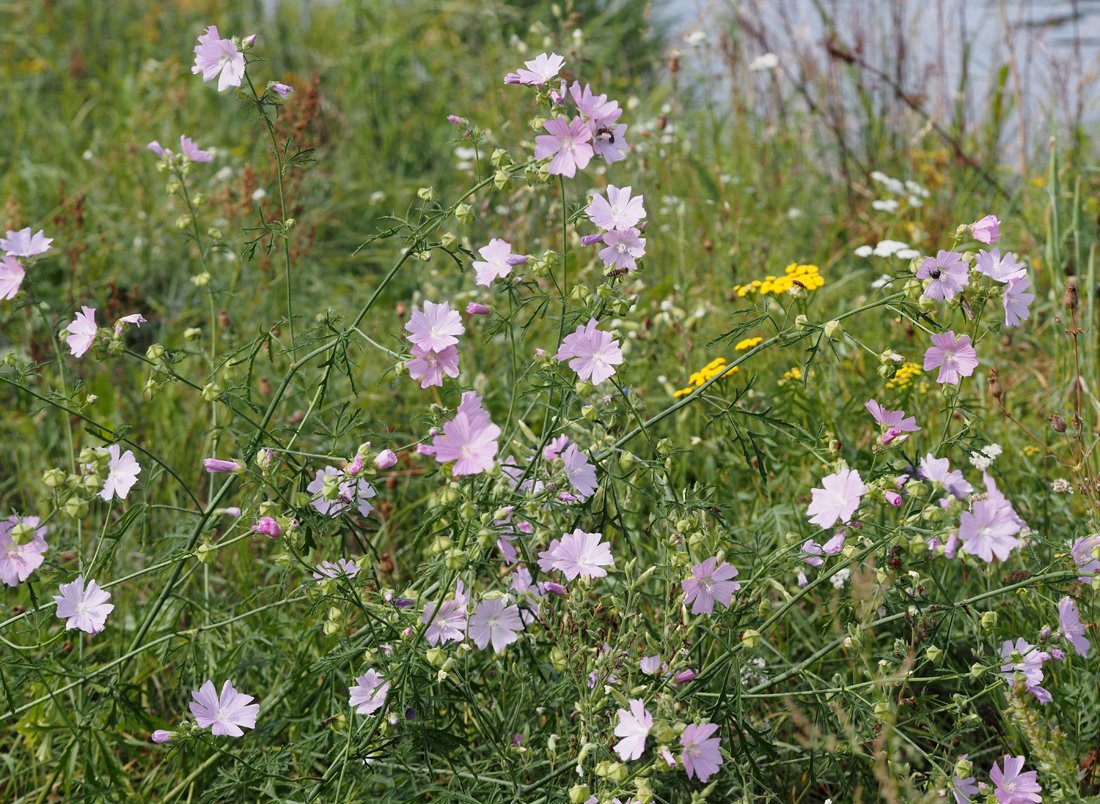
1072;534;1100;580
422;581;467;645
189;680;259;736
405;300;464;352
179;135;212;162
918;454;973;499
999;637;1049;692
587;185;646;232
534;116;594;178
1058;596;1091;658
0;227;52;257
0;255;25;300
680;722;723;782
0;516;48;586
348;669;389;716
306;466;376;516
969;214;1001;244
959;493;1022;563
407;344;459;388
65;306;98;358
312;559;360;581
613;699;653;761
923;331;978;386
916;250;969;301
560;443;597;500
192;26;245;92
472;238;526;286
505;52;565;86
555;319;624;385
806;468;867;529
1003;275;1034;328
598;227;646;271
975;249;1025;283
54;576;114;635
431;391;501;476
551;529;614;580
990;755;1042;804
864;399;919;434
543;435;570;461
681;557;740;615
469;598;525;653
100;444;142;501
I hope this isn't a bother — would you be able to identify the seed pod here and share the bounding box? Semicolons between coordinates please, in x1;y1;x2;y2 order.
1050;414;1067;433
1065;277;1079;310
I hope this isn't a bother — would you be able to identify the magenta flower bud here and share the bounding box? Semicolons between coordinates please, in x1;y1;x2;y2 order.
884;491;902;507
944;531;960;559
223;507;242;518
1039;626;1051;639
271;82;293;97
151;730;174;744
203;458;242;473
466;302;491;316
926;538;942;551
346;454;365;476
251;516;281;539
673;669;697;685
542;581;567;596
374;449;398;470
880;427;905;446
557;491;578;503
580;233;604;247
511;733;523;746
447;114;465;125
1050;646;1066;660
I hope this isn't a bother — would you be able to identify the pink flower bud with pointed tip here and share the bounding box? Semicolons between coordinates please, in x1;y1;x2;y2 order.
673;669;697;684
466;302;491;316
203;458;242;473
374;449;398;470
346;454;365;476
884;491;903;507
151;730;174;744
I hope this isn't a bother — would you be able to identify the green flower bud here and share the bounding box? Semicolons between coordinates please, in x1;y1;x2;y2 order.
195;542;217;565
62;497;89;519
146;343;165;361
175;215;190;230
925;645;943;663
454;203;473;223
440;232;457;250
201;382;221;401
741;628;761;648
568;785;590;804
822;319;843;339
417;186;434;202
426;647;446;667
42;468;66;489
493;169;511;191
9;521;35;545
980;611;997;630
444;549;466;570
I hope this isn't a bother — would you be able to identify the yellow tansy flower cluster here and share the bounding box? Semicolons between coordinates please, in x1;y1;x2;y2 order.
733;263;824;298
734;336;763;351
885;362;923;391
781;367;802;382
673;358;738;398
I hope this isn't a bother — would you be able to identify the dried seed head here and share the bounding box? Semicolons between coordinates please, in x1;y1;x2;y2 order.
1050;414;1067;433
1065;277;1079;310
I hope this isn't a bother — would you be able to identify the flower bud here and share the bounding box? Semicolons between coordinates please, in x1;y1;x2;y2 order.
822;319;843;339
794;314;809;331
925;645;943;663
417;186;434;202
440;232;457;250
195;542;217;565
146;343;165;361
493;169;511;191
741;628;761;648
42;468;66;489
201;382;221;401
980;611;997;629
454;203;473;223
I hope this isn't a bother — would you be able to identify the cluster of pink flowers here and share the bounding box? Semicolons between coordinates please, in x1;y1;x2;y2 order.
516;54;628;176
406;300;464;388
584;185;647;272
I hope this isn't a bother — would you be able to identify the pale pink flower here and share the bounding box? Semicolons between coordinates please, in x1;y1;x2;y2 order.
65;305;98;358
1072;534;1100;580
640;655;662;675
543;435;570;461
918;454;973;499
959;497;1021;563
1003;275;1034;328
348;669;389;715
0;516;48;586
990;755;1042;803
589;108;627;165
192;26;246;92
550;528;614;580
179;135;212;162
54;576;114;635
421;580;467;645
916;250;969;301
100;444;142;501
923;331;978;385
587;185;646;232
680;722;723;782
432;391;501;475
0;227;52;257
555;319;623;385
312;559;360;581
969;214;1001;244
535;116;594;178
469;598;524;653
975;249;1025;283
570;81;619;120
681;557;740;615
114;313;146;336
864;399;920;433
613;699;652;761
407;344;459;388
1058;596;1091;658
560;443;597;500
0;255;25;300
472;238;526;286
598;228;646;271
999;637;1049;688
405;300;464;352
806;468;866;529
189;679;259;736
505;52;565;85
